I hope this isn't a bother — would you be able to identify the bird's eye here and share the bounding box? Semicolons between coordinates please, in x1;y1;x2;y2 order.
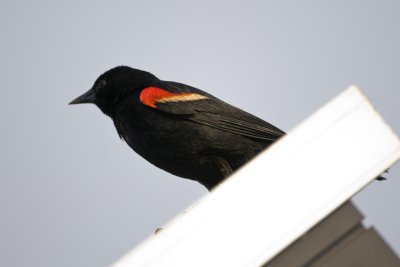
96;79;107;89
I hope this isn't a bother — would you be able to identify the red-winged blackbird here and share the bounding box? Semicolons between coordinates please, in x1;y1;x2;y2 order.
70;66;286;190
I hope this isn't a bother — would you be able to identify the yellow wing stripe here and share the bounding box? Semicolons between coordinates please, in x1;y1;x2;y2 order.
157;93;208;104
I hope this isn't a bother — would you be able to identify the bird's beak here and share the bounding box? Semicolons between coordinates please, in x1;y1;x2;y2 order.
69;89;96;105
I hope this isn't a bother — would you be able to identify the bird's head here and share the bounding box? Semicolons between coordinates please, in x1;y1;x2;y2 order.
69;66;157;116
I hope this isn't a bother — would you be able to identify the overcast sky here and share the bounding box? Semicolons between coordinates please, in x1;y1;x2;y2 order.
1;1;399;266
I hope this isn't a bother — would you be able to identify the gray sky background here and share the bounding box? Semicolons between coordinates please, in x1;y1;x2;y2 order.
1;1;399;266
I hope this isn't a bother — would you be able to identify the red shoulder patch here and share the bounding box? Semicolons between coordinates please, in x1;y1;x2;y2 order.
140;87;208;108
139;87;175;108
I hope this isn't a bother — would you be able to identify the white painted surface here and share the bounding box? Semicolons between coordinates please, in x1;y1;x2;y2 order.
111;86;400;267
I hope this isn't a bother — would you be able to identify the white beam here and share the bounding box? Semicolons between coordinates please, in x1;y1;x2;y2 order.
111;86;400;267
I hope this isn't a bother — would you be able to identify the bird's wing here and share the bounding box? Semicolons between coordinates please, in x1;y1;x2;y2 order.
139;82;285;141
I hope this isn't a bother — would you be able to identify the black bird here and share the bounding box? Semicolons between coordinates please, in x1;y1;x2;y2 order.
70;66;285;190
